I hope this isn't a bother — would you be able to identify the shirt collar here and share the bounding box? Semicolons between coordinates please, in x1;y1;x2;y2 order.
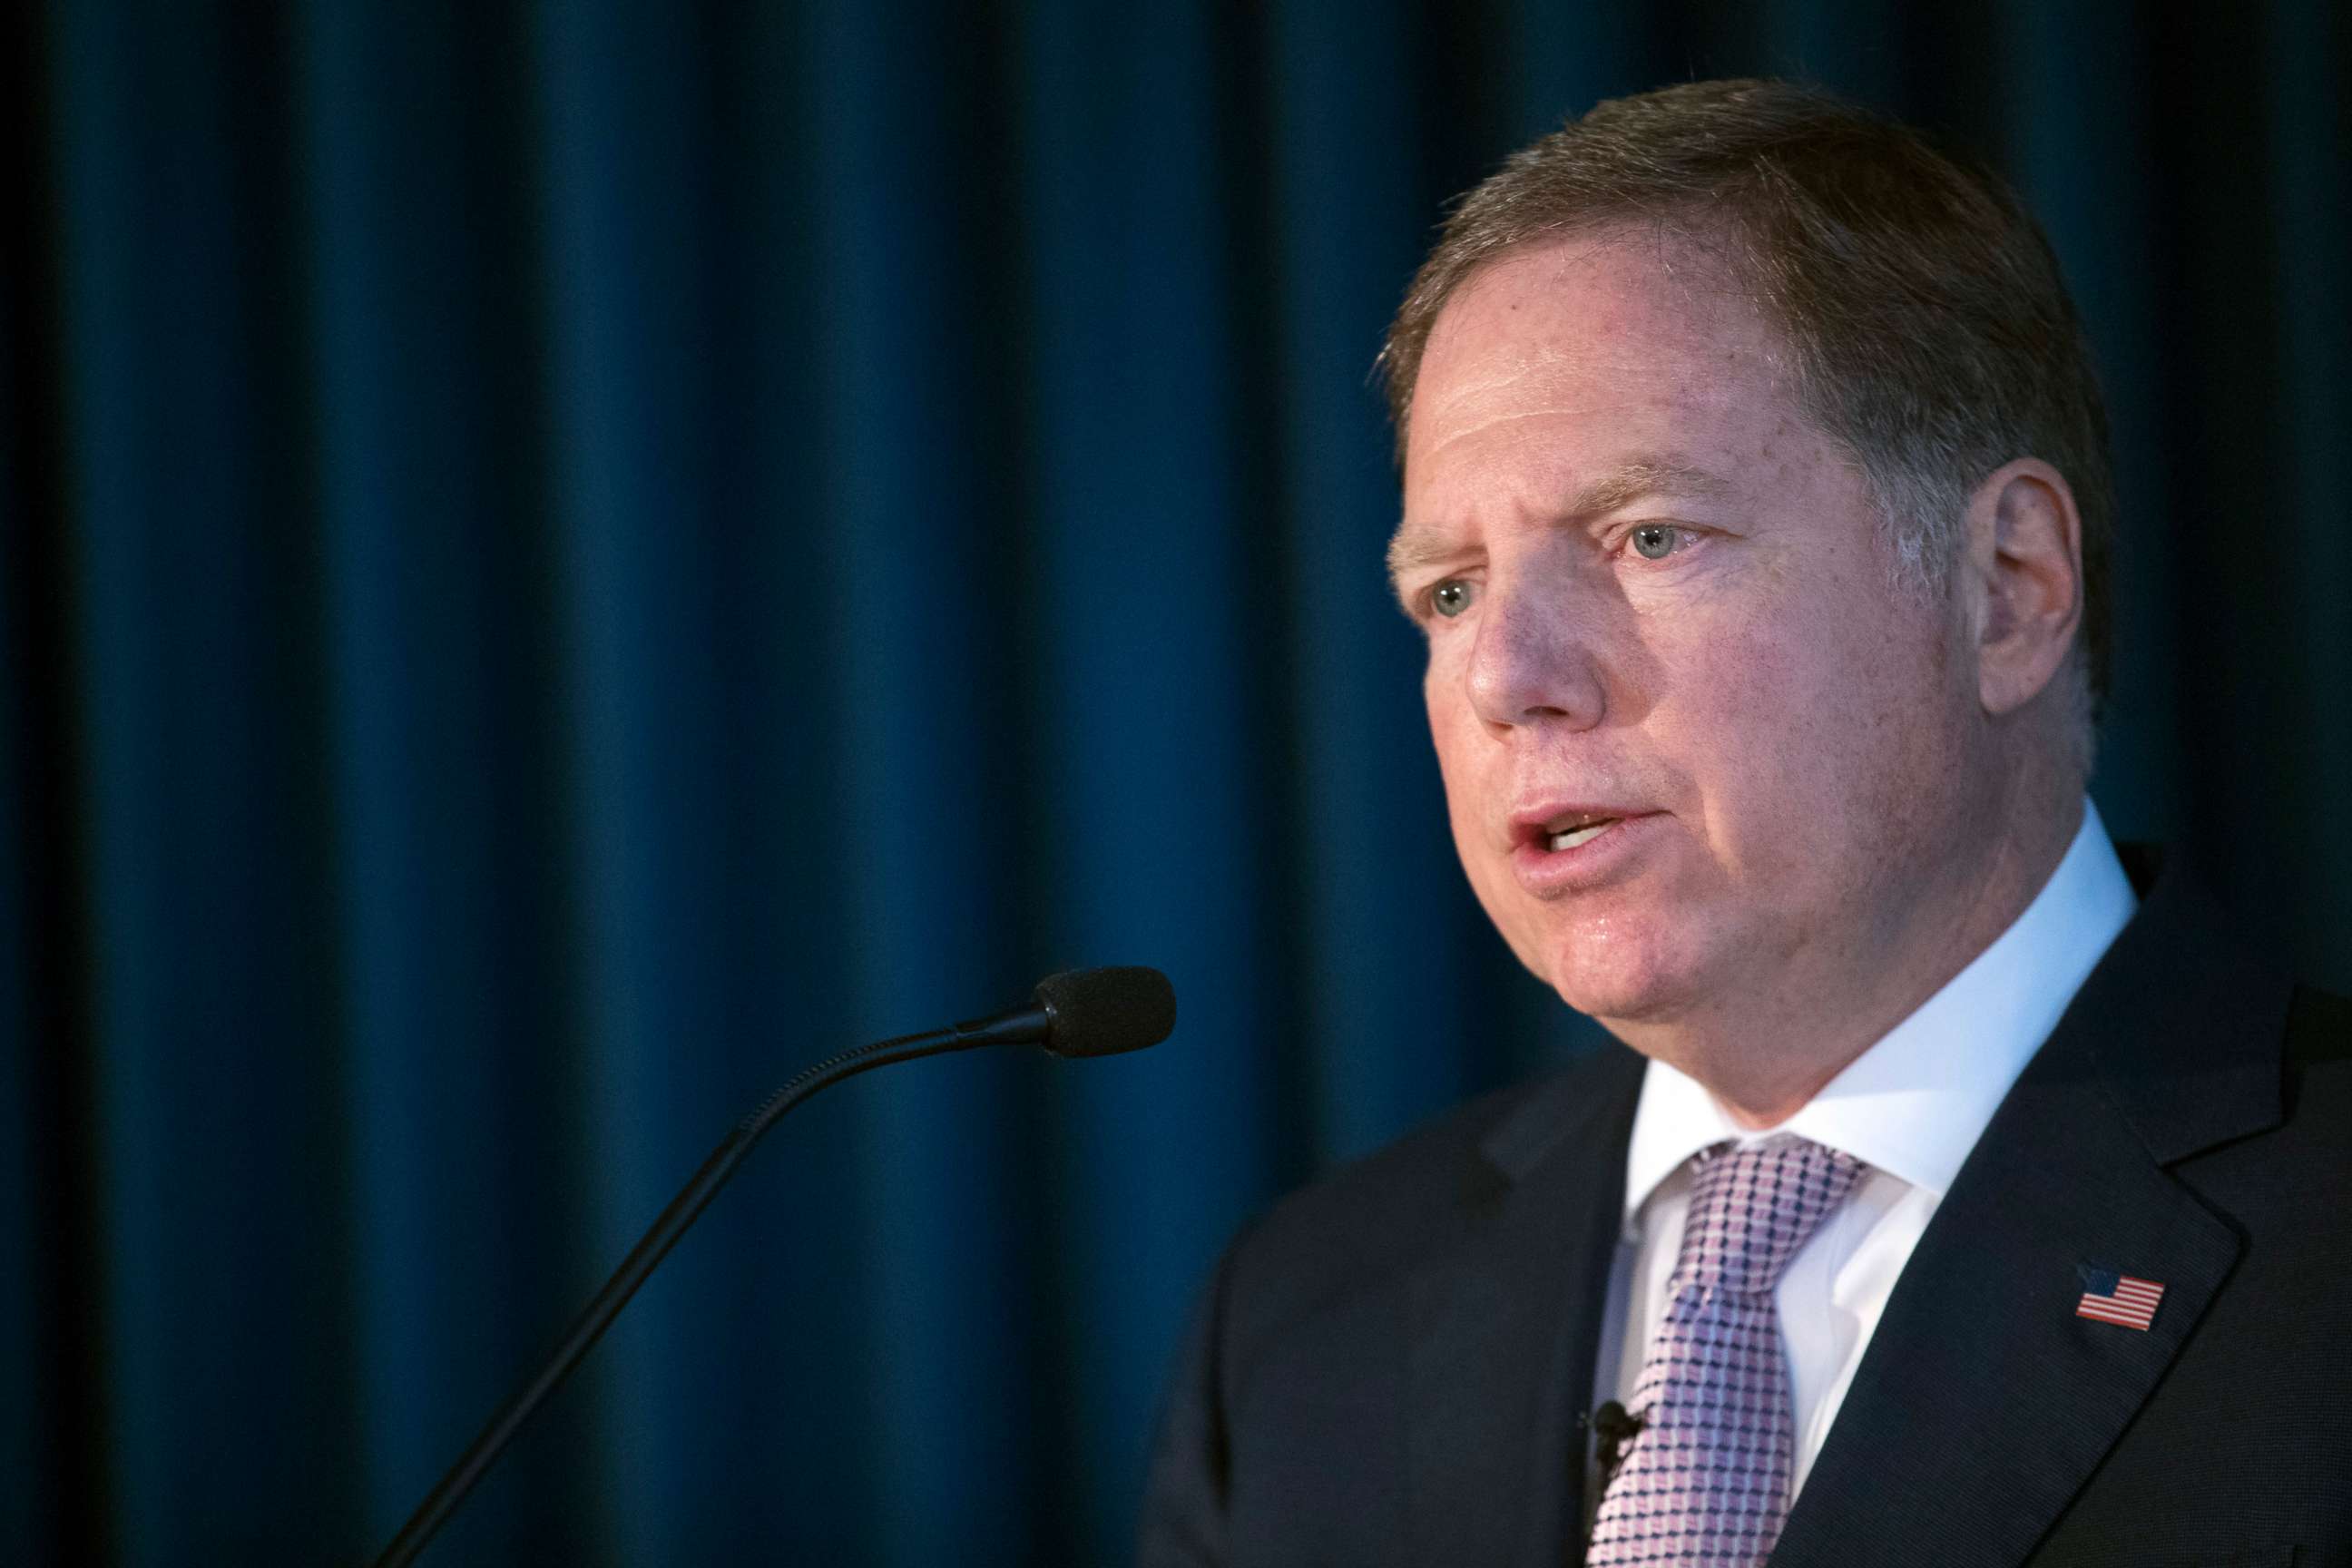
1619;799;2138;1236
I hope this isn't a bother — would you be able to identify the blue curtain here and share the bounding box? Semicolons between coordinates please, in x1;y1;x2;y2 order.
3;2;2345;1563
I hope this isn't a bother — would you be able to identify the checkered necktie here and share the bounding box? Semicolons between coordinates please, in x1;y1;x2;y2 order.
1586;1134;1866;1567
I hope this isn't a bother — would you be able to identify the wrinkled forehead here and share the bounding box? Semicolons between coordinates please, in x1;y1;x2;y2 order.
1403;227;1802;489
1424;219;1763;356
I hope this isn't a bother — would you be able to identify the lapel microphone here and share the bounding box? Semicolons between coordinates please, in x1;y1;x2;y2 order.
369;966;1177;1568
1589;1398;1648;1489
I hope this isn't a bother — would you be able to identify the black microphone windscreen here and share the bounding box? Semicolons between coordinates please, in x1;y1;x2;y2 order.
1034;966;1176;1057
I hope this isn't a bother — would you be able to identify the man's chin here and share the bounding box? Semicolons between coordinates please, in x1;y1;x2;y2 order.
1538;934;1710;1028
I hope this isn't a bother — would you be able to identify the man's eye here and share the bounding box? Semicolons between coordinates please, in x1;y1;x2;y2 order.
1428;580;1475;618
1630;524;1681;561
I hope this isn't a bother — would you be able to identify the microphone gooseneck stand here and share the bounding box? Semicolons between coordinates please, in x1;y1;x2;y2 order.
369;967;1174;1568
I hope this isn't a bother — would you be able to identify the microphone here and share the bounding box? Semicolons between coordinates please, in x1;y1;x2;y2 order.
1587;1398;1647;1489
953;965;1177;1055
370;966;1175;1568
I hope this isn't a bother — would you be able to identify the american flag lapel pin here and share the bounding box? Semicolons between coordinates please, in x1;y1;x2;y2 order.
2074;1263;2165;1330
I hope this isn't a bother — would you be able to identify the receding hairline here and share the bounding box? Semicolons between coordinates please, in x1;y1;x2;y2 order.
1384;211;1774;458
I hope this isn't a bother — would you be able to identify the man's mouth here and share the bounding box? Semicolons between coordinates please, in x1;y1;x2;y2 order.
1541;811;1622;852
1506;805;1655;892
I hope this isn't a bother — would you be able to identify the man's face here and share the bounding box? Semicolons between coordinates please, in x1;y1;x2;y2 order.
1394;230;1992;1042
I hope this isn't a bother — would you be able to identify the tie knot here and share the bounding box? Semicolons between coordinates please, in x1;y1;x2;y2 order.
1675;1134;1864;1295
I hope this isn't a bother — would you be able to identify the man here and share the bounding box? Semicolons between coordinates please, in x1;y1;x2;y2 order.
1139;80;2351;1567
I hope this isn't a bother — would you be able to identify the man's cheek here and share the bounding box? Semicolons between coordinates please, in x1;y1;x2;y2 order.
1662;632;1838;873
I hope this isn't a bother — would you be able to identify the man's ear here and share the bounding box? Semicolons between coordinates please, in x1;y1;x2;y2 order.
1964;458;2084;717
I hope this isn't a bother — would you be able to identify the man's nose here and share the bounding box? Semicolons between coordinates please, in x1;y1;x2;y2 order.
1464;576;1609;732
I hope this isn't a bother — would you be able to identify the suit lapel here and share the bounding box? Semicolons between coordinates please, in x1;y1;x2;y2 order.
1771;860;2292;1568
1405;1045;1644;1567
1768;1049;2241;1568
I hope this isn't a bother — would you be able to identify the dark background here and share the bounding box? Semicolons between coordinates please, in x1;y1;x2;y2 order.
2;1;2345;1563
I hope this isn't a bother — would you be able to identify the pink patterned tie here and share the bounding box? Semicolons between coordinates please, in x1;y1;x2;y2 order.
1586;1134;1866;1567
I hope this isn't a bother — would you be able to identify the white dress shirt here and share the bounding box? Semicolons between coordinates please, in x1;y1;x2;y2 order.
1590;800;2138;1503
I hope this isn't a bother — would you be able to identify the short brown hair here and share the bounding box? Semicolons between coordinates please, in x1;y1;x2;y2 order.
1381;79;2116;710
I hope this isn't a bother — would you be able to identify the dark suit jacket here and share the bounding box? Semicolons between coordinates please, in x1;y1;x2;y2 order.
1138;857;2352;1566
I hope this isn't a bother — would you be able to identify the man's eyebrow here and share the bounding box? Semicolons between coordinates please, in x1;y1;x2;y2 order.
1386;456;1735;587
1567;456;1733;518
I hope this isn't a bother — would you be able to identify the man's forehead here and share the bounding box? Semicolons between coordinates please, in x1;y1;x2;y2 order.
1406;237;1781;457
1424;222;1759;355
1409;345;1651;436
